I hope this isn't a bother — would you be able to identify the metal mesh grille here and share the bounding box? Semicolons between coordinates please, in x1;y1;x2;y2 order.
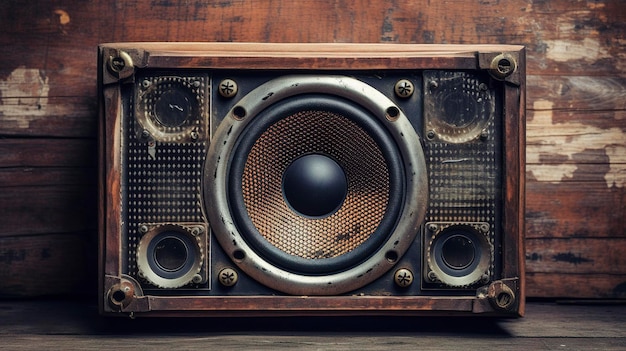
241;110;390;260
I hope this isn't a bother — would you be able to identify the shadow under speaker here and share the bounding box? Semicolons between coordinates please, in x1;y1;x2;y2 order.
99;43;526;317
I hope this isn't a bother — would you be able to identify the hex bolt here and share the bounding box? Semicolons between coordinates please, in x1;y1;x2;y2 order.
138;225;149;234
218;267;239;287
219;79;238;98
426;130;436;141
394;79;414;98
142;80;151;88
394;268;414;287
427;223;438;232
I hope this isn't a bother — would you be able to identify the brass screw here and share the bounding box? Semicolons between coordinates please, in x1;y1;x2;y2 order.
219;79;238;98
218;267;238;287
394;268;414;287
490;53;517;80
394;79;414;98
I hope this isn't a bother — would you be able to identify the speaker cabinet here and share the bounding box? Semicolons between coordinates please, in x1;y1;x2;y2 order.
99;43;525;317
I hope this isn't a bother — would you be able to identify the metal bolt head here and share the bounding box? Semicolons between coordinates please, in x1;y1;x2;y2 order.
394;268;414;287
218;267;238;287
394;79;414;98
138;225;149;234
190;130;199;141
106;51;133;79
192;274;203;284
489;53;517;80
427;271;439;282
426;130;436;141
427;223;438;232
219;79;238;98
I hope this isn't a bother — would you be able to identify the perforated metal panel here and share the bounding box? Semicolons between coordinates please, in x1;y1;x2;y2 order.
124;74;208;281
422;70;501;288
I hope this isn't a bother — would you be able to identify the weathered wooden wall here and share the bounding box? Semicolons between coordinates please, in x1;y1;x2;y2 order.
1;0;624;299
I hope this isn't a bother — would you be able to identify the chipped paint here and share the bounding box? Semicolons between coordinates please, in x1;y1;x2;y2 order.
0;67;50;129
544;38;611;63
527;100;626;188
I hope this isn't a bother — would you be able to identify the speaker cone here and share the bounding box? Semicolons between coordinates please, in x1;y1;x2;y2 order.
205;75;428;295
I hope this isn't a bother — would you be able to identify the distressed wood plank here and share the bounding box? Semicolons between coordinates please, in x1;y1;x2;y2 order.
527;75;626;112
0;186;96;237
0;233;92;297
0;138;96;168
526;238;626;274
526;273;626;299
526;181;625;239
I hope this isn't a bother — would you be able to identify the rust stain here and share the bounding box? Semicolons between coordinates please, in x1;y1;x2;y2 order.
54;9;70;25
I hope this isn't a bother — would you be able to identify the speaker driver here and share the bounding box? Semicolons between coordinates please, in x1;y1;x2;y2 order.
135;75;205;142
205;75;428;295
136;224;204;288
230;95;402;274
426;223;492;287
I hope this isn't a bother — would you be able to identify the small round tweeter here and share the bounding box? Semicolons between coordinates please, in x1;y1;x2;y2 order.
205;75;428;295
424;71;495;143
136;76;204;142
137;224;204;288
427;224;492;287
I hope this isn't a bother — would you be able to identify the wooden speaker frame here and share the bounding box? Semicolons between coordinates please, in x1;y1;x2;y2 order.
98;43;525;317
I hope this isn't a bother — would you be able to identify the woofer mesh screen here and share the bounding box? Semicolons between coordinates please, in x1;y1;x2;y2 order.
241;110;390;260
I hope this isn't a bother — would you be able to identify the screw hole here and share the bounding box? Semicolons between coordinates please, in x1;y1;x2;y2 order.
385;250;399;263
233;106;246;120
111;289;126;304
497;59;512;74
385;106;400;121
233;249;245;261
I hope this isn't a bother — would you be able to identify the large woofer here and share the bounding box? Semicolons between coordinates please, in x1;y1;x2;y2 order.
205;75;428;295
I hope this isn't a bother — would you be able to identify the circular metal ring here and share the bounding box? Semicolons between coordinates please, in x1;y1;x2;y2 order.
204;75;428;295
137;224;203;289
427;224;492;287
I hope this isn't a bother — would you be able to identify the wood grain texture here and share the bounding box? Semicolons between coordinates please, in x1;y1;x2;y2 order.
1;0;625;298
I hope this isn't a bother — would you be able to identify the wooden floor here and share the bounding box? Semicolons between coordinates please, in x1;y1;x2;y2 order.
0;300;624;350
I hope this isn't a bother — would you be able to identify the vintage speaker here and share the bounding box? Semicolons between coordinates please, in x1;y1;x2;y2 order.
98;43;525;317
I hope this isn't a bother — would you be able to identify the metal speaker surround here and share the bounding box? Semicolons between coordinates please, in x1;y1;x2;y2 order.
99;43;526;318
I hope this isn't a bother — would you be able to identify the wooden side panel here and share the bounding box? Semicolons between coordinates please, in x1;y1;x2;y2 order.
0;0;624;299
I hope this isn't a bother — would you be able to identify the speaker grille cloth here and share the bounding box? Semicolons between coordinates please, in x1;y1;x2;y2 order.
241;110;390;260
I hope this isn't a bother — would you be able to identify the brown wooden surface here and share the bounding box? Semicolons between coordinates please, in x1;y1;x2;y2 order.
0;300;625;350
1;0;625;299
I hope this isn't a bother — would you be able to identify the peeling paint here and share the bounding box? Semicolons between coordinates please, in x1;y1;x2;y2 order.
544;38;611;63
527;100;626;188
0;67;50;129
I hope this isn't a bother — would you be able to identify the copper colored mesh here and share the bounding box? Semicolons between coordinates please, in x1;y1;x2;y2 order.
241;110;390;259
